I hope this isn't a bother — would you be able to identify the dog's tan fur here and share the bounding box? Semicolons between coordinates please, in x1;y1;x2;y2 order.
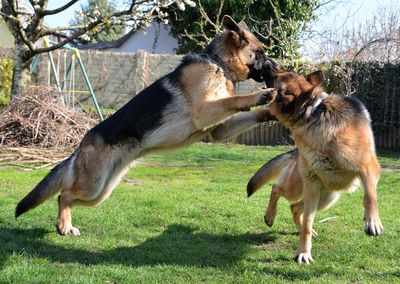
16;16;278;236
248;70;383;264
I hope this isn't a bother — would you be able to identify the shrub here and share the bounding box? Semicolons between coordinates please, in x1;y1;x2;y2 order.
0;55;13;106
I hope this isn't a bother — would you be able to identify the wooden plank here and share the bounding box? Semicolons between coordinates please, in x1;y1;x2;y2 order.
389;127;393;150
396;127;400;149
254;125;259;145
272;124;277;145
266;124;271;145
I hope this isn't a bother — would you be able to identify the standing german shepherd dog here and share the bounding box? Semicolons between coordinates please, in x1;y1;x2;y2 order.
16;16;278;236
247;68;383;264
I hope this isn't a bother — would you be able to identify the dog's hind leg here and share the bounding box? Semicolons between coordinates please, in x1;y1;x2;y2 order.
56;191;80;236
290;200;304;233
294;180;321;264
360;157;383;236
264;184;281;227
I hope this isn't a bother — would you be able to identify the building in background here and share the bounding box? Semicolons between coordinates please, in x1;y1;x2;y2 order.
0;2;17;47
76;22;178;54
0;17;14;48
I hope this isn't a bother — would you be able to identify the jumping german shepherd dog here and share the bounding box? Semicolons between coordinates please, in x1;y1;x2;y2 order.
247;68;383;264
16;16;278;236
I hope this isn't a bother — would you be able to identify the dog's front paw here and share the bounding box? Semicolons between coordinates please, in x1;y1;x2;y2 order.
56;221;81;236
264;214;274;227
364;215;383;236
256;87;277;106
294;251;314;264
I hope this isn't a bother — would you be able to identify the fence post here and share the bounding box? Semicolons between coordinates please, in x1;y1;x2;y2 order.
133;50;149;95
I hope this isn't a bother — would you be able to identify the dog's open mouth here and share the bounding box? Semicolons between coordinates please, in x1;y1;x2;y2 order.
248;58;280;83
262;59;280;74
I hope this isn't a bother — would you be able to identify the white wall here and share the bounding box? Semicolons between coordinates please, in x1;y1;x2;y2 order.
0;18;14;48
110;22;178;54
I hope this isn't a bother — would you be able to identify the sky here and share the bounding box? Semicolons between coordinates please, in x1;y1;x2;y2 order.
310;0;398;34
44;0;397;29
43;0;398;53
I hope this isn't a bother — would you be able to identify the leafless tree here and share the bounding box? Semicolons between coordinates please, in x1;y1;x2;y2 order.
300;1;400;63
0;0;195;98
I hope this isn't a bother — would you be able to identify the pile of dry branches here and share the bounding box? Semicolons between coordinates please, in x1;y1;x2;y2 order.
0;86;97;165
0;147;69;169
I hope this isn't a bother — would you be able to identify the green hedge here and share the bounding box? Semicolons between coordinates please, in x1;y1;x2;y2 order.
0;55;13;106
281;60;400;128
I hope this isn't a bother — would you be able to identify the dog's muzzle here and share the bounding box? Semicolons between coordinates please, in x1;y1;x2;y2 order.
248;55;279;83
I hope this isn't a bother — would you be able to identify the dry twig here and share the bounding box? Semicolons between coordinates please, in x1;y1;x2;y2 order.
0;86;97;149
0;86;97;167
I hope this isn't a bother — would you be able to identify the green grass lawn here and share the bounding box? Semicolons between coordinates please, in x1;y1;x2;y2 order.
0;143;399;283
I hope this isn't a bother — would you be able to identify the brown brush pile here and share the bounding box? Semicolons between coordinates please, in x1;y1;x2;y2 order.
0;86;98;166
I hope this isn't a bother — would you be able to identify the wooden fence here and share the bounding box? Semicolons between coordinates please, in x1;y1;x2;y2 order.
230;123;399;151
373;125;400;150
232;122;293;146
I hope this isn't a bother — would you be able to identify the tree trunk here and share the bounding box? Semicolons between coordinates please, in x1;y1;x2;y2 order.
10;43;25;98
10;43;32;99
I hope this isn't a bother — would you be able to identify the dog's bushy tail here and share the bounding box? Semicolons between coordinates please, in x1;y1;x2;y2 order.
247;149;298;197
15;154;75;218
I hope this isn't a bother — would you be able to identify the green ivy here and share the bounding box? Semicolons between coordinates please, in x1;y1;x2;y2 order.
0;55;13;106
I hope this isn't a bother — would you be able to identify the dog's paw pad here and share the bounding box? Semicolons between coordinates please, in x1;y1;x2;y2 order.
56;222;81;236
256;88;277;105
294;252;314;264
69;227;81;236
364;216;383;236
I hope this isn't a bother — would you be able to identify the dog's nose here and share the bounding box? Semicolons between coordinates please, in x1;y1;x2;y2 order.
257;52;267;61
263;57;279;72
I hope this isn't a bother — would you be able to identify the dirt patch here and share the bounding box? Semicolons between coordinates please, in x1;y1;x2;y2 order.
259;242;286;251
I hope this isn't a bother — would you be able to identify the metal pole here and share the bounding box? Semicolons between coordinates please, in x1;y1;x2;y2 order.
61;57;73;91
30;54;41;73
43;38;62;92
75;49;104;121
47;39;104;121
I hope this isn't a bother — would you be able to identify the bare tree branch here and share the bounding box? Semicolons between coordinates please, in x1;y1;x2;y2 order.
352;37;399;61
40;0;80;16
1;0;192;97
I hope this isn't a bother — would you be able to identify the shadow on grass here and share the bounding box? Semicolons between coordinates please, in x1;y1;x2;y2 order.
1;225;398;281
0;224;278;269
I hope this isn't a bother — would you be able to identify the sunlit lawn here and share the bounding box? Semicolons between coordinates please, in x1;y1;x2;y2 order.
1;143;399;283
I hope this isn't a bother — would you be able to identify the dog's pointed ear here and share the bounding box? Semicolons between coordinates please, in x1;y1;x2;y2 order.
222;15;240;33
223;16;245;47
306;70;325;87
238;20;250;31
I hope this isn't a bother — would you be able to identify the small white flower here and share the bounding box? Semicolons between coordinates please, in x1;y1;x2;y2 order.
177;2;185;10
183;0;196;7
